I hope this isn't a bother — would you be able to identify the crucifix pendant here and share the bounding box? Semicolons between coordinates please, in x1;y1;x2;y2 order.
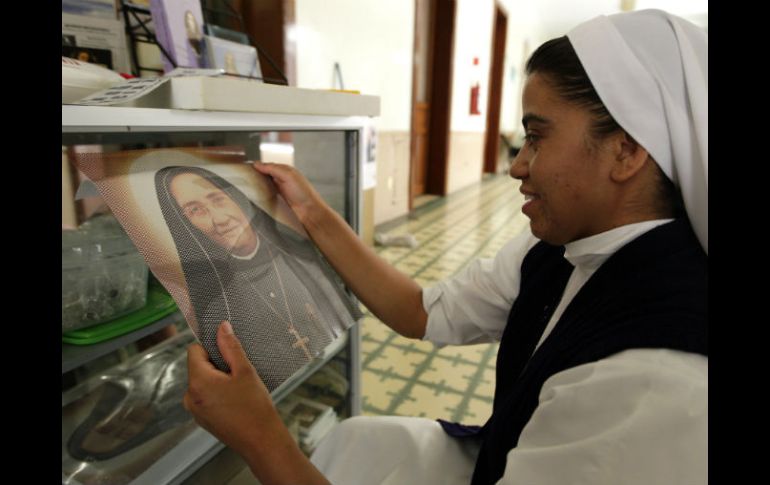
288;327;312;359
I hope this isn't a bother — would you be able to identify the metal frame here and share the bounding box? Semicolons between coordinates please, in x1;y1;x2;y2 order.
62;104;366;483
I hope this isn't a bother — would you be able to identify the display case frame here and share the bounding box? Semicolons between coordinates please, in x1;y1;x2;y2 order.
61;104;366;484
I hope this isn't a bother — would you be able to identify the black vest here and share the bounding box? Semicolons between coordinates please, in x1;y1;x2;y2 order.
441;219;708;485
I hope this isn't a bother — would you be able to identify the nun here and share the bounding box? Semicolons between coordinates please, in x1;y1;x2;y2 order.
183;9;707;485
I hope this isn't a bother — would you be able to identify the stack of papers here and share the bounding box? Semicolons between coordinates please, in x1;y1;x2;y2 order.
278;396;338;454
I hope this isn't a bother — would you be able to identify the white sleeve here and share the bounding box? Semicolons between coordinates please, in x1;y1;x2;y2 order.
422;231;539;346
496;349;708;485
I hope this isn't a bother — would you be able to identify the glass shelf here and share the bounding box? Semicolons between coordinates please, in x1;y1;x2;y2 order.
62;312;183;375
62;329;349;485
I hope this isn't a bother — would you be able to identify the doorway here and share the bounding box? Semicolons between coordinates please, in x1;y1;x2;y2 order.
409;0;456;210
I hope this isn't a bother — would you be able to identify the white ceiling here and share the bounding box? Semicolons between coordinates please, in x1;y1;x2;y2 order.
521;0;708;40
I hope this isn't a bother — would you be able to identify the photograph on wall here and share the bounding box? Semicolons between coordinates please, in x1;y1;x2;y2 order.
72;147;362;392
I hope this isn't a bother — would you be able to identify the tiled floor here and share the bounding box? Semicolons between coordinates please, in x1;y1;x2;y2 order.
361;173;528;425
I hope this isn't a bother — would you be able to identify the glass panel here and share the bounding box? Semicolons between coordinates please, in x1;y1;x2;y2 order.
61;130;354;220
61;128;358;482
62;330;199;484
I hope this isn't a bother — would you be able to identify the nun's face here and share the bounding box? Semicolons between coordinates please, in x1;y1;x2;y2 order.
170;172;258;256
509;73;618;245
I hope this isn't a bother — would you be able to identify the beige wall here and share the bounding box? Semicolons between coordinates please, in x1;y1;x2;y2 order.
295;0;414;227
361;188;375;245
446;132;485;194
373;131;410;226
295;0;414;131
498;1;543;136
450;0;494;134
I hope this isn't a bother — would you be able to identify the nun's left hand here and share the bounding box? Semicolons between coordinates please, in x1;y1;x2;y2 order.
184;321;330;484
184;321;273;454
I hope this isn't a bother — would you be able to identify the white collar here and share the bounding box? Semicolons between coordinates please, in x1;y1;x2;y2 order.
563;219;673;270
230;235;260;260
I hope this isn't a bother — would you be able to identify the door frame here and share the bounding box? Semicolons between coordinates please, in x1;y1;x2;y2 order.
408;0;456;209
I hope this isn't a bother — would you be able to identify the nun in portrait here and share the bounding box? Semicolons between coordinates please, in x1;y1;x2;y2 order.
155;165;361;392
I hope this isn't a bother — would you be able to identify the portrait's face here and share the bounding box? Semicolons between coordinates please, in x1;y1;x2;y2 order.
169;172;258;256
224;52;237;74
185;11;201;39
510;73;616;245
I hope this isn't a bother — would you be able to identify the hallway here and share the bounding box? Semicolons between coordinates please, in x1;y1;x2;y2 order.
361;173;527;424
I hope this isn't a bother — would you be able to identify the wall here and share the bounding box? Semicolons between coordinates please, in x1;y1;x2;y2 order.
294;0;542;223
445;0;544;192
445;0;494;194
295;0;414;226
292;0;556;223
497;1;543;143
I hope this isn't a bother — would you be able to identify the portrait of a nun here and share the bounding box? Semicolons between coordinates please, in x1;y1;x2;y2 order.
155;165;361;392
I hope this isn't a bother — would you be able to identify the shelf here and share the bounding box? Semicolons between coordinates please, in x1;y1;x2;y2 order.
67;76;380;117
153;333;349;485
175;332;348;483
62;105;374;133
62;311;182;374
62;330;350;485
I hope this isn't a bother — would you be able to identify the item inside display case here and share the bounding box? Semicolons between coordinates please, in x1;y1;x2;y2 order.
277;395;339;456
62;282;177;345
62;330;198;484
62;214;149;333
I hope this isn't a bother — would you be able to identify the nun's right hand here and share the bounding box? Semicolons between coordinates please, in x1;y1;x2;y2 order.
252;161;327;225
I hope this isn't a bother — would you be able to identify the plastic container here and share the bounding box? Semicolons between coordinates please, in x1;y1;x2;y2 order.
62;215;149;333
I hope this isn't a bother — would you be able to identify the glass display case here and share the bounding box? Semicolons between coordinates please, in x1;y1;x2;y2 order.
62;104;369;484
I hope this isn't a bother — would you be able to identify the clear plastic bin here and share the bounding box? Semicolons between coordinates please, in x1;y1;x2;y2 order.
62;216;149;333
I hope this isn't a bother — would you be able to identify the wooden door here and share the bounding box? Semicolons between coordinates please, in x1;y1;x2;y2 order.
483;4;507;174
409;0;454;207
410;0;433;204
411;101;430;198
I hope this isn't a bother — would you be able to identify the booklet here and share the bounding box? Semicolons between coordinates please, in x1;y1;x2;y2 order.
72;147;362;392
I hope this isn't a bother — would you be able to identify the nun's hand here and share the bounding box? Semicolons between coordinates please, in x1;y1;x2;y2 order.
252;161;326;225
184;321;275;458
184;321;330;484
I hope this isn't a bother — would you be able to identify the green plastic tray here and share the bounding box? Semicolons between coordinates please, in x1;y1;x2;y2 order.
62;286;178;345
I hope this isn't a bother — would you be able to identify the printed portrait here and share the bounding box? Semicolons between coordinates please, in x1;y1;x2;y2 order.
73;147;361;392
